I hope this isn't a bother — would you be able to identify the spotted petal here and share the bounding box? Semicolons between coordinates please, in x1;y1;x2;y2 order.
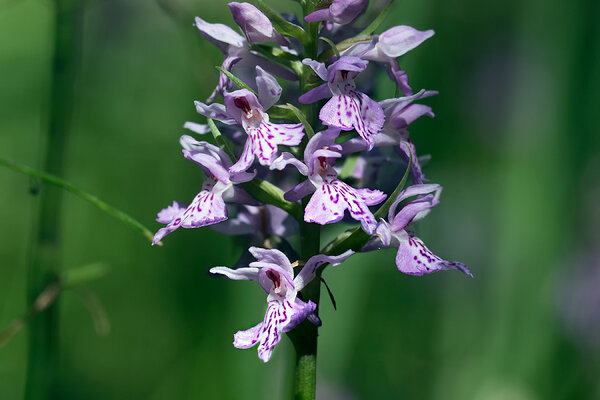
396;232;472;276
238;298;316;362
152;187;228;245
156;201;187;224
304;180;384;234
319;92;384;150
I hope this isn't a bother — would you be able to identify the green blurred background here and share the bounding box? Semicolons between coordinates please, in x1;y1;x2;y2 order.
1;0;599;398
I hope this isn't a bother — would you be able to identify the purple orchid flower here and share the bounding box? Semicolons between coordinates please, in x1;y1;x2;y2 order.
195;66;305;174
271;128;386;234
299;56;384;150
304;0;367;29
342;26;434;95
229;2;289;46
152;136;255;245
194;16;296;102
340;89;438;184
364;184;472;276
210;247;353;362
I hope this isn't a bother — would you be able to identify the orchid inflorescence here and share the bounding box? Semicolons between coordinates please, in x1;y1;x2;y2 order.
153;0;471;364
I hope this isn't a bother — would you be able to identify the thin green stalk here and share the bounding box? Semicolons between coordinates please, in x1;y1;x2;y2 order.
25;1;81;398
289;8;321;399
0;158;155;243
290;215;321;400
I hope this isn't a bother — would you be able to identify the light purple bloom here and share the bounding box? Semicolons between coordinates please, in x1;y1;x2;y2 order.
210;247;354;362
340;90;438;184
183;121;246;146
194;16;295;102
365;184;471;276
195;67;305;174
342;26;434;94
299;56;385;150
304;0;367;28
152;136;255;245
272;129;386;234
229;2;288;46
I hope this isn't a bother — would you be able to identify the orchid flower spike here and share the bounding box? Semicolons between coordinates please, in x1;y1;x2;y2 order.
210;247;354;362
365;184;472;276
152;136;255;245
195;66;305;174
299;56;384;150
272;128;386;234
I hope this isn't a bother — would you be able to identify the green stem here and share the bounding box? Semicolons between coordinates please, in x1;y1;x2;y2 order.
289;8;321;398
25;1;81;398
290;216;321;400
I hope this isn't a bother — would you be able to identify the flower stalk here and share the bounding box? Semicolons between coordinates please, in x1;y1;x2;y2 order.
153;1;471;399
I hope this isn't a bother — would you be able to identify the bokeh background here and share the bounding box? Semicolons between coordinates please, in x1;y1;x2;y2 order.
1;0;599;398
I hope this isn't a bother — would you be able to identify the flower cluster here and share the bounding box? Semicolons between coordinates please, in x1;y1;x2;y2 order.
153;0;470;362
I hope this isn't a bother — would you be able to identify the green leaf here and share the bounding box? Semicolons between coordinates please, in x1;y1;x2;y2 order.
269;105;298;120
339;154;359;179
319;37;340;59
359;0;395;36
254;0;307;40
216;67;257;95
0;157;156;244
283;103;315;138
207;118;236;161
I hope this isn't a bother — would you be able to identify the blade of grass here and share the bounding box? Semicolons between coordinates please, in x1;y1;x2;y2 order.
0;157;156;244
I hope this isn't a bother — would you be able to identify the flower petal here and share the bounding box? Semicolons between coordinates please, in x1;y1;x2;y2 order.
396;233;472;276
180;135;234;169
183;121;211;135
233;322;263;349
294;250;354;291
248;247;293;275
329;0;367;25
284;179;316;202
152;189;228;245
388;183;441;224
229;2;288;45
319;92;383;150
302;58;328;81
298;83;331;104
209;266;260;281
194;101;236;125
194;16;246;51
256;66;282;110
377;26;434;58
304;180;380;234
229;137;256;175
183;150;231;184
156;201;187;224
271;152;309;175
